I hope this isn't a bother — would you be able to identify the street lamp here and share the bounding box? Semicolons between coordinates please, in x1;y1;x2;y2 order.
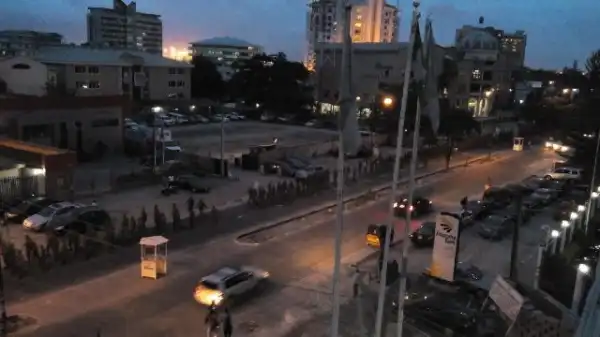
578;205;586;212
356;96;361;102
591;192;599;220
572;264;591;315
560;220;570;253
550;230;560;254
382;96;393;107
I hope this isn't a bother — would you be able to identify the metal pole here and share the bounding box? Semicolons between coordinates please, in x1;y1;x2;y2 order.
373;6;419;337
572;270;586;315
585;130;600;233
152;119;157;170
220;106;225;178
551;238;557;255
509;195;523;281
0;249;6;337
160;127;165;165
533;244;544;290
330;3;352;337
395;97;423;337
560;229;567;253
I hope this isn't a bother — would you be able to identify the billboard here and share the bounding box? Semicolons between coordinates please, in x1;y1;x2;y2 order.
429;213;459;282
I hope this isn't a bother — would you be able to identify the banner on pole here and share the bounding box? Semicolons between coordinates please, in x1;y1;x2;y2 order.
430;213;459;282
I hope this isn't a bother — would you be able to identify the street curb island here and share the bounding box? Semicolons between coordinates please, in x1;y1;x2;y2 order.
234;151;510;246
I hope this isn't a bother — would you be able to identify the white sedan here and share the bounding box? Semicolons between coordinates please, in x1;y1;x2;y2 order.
193;266;269;306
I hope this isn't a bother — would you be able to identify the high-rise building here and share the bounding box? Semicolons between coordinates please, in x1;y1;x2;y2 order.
0;30;63;56
87;0;163;54
189;37;263;80
451;25;527;117
306;0;399;69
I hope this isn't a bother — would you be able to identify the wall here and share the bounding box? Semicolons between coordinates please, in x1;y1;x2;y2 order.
62;64;122;97
0;56;48;96
147;67;191;100
317;43;446;103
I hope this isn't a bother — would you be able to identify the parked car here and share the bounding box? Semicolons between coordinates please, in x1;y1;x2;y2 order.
157;114;176;126
168;112;189;124
193;266;269;306
172;175;211;193
23;202;84;231
544;167;583;181
403;296;479;335
212;114;230;122
227;112;246;121
482;187;514;208
477;214;514;240
394;196;433;217
4;197;57;224
409;221;436;247
52;206;112;235
533;188;558;204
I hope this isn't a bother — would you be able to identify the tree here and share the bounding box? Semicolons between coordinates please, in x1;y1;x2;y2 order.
437;102;480;168
586;50;600;91
228;53;314;119
191;56;226;100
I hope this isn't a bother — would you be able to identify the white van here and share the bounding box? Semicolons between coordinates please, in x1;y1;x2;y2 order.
545;167;583;180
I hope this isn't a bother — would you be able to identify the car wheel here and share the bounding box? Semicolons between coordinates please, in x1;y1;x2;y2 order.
544;175;552;180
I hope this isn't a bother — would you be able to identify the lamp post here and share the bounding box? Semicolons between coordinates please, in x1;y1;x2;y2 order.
533;242;545;290
560;220;570;253
591;192;599;221
549;229;560;254
570;212;579;241
572;263;591;315
577;205;586;230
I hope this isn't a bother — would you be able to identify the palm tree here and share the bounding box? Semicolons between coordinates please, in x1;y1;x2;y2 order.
585;49;600;91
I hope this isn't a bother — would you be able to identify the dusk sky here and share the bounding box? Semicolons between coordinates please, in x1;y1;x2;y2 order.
1;0;598;69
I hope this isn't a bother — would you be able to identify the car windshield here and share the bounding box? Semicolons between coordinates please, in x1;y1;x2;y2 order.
37;206;57;217
201;280;219;290
484;215;505;226
417;223;435;234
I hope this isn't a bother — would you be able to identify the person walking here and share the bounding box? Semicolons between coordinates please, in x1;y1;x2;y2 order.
223;308;233;337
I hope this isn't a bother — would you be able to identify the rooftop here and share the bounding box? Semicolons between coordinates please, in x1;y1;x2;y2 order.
318;42;410;52
32;47;191;68
190;36;259;48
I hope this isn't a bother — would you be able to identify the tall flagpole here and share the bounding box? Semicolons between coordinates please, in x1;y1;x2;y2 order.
396;99;423;337
330;1;352;337
373;3;420;337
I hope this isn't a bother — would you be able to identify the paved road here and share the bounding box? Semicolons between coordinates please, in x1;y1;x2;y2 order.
9;149;557;337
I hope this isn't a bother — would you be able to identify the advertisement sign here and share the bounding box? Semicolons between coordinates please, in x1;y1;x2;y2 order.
489;276;524;322
430;213;459;282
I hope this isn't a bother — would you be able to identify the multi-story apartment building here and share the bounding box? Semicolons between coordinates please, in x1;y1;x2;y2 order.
0;46;192;100
0;30;63;56
306;0;399;69
87;0;163;54
189;37;264;80
451;25;527;117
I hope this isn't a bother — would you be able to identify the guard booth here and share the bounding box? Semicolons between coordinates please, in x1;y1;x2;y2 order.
513;137;524;151
140;236;169;279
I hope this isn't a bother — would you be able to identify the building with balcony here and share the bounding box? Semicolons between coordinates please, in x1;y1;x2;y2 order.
451;25;527;117
189;37;263;80
306;0;399;70
0;30;63;56
87;0;163;54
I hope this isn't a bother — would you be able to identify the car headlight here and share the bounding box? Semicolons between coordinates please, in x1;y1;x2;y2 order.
209;292;223;305
545;142;552;147
393;202;398;208
560;146;569;152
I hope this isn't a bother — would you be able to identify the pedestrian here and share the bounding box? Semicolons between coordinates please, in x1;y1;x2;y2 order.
223;308;233;337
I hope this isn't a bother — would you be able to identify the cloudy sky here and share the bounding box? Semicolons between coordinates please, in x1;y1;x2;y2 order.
1;0;598;69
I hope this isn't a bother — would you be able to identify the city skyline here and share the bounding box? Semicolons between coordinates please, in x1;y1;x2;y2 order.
0;0;598;69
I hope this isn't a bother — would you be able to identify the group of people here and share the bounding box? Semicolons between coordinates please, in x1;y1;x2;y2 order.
205;302;233;337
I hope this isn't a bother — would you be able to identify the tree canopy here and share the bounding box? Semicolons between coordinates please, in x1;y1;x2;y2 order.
228;53;313;118
190;55;226;101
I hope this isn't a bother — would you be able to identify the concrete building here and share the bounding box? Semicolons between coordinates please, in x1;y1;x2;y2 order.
451;25;527;117
0;56;49;97
315;42;446;114
306;0;399;69
87;0;163;54
0;96;128;155
189;37;264;80
0;30;63;57
12;46;192;100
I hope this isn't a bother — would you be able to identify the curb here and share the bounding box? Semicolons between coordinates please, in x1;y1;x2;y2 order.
234;151;508;244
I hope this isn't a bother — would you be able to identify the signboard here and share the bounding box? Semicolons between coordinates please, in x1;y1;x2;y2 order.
488;275;524;322
430;213;459;282
155;129;172;142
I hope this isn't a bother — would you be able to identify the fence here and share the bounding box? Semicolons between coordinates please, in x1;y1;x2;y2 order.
0;175;44;203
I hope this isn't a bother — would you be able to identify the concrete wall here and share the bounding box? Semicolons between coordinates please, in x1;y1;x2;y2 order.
62;64;122;97
147;67;191;100
0;56;48;96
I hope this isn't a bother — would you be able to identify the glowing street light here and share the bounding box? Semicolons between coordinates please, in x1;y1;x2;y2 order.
592;192;599;198
570;212;578;220
356;96;361;102
382;97;393;107
549;229;560;254
560;220;570;253
572;264;591;314
577;205;586;212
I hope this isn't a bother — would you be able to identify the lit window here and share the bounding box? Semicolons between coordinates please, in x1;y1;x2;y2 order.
472;69;481;80
354;22;362;28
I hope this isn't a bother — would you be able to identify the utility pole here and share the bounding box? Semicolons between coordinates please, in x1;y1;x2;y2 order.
585;128;600;236
219;106;225;178
330;2;352;337
0;248;7;337
509;194;523;281
373;2;420;337
160;127;165;165
152;118;157;171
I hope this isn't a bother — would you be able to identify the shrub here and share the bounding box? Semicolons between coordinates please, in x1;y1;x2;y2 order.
23;235;40;266
153;205;162;234
120;214;131;244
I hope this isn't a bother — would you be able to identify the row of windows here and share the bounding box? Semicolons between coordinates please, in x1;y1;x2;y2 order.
168;81;186;87
75;81;101;89
168;68;186;75
75;66;100;74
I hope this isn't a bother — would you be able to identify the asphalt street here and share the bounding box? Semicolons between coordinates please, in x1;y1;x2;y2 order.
10;149;558;337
